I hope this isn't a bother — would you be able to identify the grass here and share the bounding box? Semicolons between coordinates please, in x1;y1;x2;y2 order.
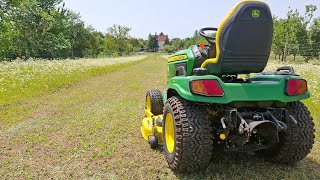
0;56;147;105
270;53;320;65
0;56;146;126
0;55;319;179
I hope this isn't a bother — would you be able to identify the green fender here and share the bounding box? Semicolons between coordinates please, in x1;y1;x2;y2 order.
163;75;310;105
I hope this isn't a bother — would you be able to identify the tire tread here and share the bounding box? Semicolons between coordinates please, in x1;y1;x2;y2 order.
164;96;213;172
146;90;163;115
263;101;315;163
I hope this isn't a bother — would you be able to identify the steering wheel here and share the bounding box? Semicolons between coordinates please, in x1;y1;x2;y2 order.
198;27;218;43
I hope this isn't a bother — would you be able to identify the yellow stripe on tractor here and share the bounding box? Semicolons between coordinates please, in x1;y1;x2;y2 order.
168;54;188;63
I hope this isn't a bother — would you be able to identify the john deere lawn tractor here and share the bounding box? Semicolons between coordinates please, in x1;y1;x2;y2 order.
141;0;315;172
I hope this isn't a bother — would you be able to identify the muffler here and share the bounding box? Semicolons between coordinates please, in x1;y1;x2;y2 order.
247;120;279;143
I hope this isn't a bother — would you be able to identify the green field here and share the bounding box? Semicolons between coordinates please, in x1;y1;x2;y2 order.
0;55;319;179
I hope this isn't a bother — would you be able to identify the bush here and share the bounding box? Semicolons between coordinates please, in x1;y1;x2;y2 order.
164;45;175;53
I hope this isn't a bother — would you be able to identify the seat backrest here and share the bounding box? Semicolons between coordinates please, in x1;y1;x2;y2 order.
203;0;273;75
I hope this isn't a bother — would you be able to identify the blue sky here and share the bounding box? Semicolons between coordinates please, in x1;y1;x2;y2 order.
63;0;320;39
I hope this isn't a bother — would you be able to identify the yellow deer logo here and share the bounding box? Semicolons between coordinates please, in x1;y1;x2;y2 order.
252;9;260;18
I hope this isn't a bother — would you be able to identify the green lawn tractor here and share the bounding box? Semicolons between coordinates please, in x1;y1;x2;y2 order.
141;0;315;172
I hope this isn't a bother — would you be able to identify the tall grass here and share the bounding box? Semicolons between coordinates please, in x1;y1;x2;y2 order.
0;56;146;105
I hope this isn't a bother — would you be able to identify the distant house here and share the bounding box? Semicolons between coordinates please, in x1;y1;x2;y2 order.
155;32;168;51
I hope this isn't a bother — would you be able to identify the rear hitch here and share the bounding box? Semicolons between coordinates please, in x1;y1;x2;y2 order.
219;108;287;150
266;111;287;131
221;109;250;135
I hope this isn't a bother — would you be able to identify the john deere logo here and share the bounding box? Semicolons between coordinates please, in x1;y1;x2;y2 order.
252;9;260;18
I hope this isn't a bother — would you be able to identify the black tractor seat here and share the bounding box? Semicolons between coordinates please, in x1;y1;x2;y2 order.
199;1;273;75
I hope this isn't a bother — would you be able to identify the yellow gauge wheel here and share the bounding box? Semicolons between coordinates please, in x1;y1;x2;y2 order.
165;112;175;154
145;90;164;115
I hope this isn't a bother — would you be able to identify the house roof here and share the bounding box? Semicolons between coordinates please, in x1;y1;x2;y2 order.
152;32;168;42
156;34;168;42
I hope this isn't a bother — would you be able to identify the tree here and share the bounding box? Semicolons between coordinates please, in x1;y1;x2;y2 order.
164;36;170;45
152;34;159;52
103;34;117;56
137;38;146;48
307;17;320;60
146;34;154;51
182;32;206;49
272;5;317;62
272;17;286;60
10;0;71;59
103;24;133;56
107;24;131;55
171;38;184;51
146;33;159;52
0;1;18;60
164;45;175;53
85;29;104;58
0;0;108;60
285;9;305;61
128;38;145;52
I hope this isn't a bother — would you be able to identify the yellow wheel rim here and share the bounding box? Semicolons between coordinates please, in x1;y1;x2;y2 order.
146;95;151;111
165;112;175;154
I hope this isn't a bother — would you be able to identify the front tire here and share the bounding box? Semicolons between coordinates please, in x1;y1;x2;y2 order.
163;96;213;172
261;101;315;163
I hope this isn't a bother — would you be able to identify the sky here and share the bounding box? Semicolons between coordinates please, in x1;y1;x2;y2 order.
63;0;320;39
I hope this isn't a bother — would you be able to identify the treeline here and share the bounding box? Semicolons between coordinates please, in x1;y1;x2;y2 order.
162;32;207;54
272;5;320;62
0;0;145;61
1;1;319;62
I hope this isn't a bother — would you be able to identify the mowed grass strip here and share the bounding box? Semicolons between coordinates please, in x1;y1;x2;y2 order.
0;55;319;179
0;56;146;126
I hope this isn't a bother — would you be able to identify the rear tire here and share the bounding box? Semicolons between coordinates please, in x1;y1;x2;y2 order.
261;101;315;163
163;96;212;172
146;90;163;115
